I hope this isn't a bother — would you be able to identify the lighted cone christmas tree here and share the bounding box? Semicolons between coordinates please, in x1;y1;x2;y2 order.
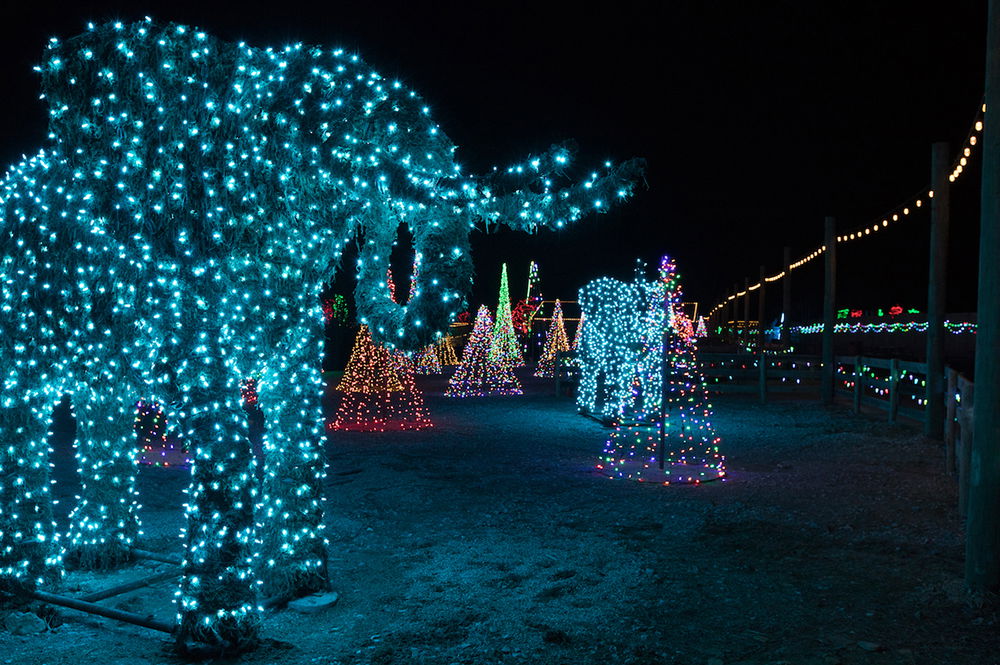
490;263;524;367
414;343;443;374
446;306;523;397
331;326;432;431
597;256;726;484
437;336;459;366
695;315;708;338
572;312;585;350
534;299;570;377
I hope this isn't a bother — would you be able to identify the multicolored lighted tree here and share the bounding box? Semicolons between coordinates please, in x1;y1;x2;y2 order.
696;315;708;338
597;257;726;484
331;326;432;431
437;336;460;366
534;299;571;377
446;306;523;397
490;263;524;367
572;313;585;350
414;343;443;374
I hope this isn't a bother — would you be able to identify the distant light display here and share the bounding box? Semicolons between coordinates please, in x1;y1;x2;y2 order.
490;263;524;367
446;306;523;397
331;326;432;430
534;300;570;378
414;343;443;374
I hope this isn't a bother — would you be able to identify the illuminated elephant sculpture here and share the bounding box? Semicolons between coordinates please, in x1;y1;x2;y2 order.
577;272;664;422
0;18;642;649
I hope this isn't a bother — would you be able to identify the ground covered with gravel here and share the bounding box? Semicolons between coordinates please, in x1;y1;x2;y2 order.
2;368;997;665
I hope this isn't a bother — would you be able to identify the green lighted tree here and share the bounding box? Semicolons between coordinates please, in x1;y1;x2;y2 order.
490;263;523;367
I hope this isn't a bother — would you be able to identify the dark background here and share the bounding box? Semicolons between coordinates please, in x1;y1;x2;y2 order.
0;1;988;323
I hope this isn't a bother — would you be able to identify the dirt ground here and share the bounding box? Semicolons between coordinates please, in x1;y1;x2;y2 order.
2;368;998;665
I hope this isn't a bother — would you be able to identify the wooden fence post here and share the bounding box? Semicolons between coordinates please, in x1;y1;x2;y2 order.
853;356;863;414
959;378;975;519
926;141;951;439
758;265;767;351
743;277;750;345
731;282;739;342
821;217;837;404
967;0;1000;591
888;358;900;424
945;367;958;475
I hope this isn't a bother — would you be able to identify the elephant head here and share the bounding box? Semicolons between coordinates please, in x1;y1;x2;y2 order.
35;19;644;358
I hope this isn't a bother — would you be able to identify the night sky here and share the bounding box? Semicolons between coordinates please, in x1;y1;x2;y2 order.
0;1;988;323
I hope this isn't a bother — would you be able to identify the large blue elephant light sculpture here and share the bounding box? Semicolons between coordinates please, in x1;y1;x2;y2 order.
0;18;643;650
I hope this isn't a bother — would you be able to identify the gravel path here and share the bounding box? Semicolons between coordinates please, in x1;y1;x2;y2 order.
2;369;995;665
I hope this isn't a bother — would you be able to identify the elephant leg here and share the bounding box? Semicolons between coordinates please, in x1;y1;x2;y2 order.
0;395;64;592
176;395;260;654
256;348;329;601
63;385;141;569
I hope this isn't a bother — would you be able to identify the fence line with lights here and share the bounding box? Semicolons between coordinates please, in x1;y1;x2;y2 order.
704;100;986;326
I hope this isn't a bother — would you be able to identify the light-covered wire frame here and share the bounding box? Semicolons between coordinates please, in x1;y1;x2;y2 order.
0;18;643;651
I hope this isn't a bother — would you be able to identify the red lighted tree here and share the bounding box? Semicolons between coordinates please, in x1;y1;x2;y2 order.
331;326;432;431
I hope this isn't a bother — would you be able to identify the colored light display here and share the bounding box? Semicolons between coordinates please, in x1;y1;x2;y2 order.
695;315;708;337
490;263;524;367
792;320;976;335
705;101;984;323
321;294;349;326
534;300;570;378
446;306;523;397
0;17;642;642
526;260;541;300
136;400;189;468
414;343;443;374
577;276;651;420
331;326;432;430
597;257;726;485
437;335;459;366
512;297;540;335
571;313;585;350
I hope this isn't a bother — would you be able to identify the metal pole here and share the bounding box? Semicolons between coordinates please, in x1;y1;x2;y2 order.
79;569;181;603
967;0;1000;591
926;141;951;439
821;217;837;404
132;548;183;566
29;589;175;634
